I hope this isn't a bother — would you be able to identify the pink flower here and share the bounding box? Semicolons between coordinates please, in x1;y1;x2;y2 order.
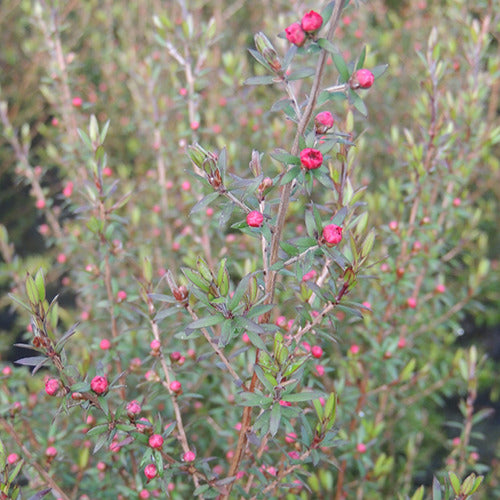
315;364;325;376
435;284;446;294
322;224;343;246
7;453;19;464
300;148;323;170
183;451;196;462
45;446;58;458
148;434;164;449
72;97;83;107
116;290;127;302
285;432;297;444
90;375;108;395
285;23;306;47
314;111;335;134
126;400;142;416
352;69;374;89
144;463;157;480
45;378;60;396
301;11;323;32
288;451;300;460
246;210;264;227
139;489;150;499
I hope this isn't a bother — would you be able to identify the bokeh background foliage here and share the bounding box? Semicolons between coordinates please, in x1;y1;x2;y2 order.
0;0;499;498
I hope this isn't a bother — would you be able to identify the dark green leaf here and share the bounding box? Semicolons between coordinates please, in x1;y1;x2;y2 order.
332;53;350;81
244;75;275;86
356;46;367;70
269;404;281;437
27;488;52;500
237;392;271;407
317;37;338;55
280;166;301;186
270;149;300;165
350;90;368;116
187;314;223;330
287;68;315;81
282;391;324;402
15;356;47;367
244;329;266;351
371;64;389;78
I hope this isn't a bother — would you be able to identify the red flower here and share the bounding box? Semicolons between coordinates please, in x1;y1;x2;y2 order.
90;375;108;395
301;11;323;33
322;224;343;246
300;148;323;170
285;22;306;47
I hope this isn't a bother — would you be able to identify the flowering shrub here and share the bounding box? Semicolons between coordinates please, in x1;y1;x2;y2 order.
0;1;499;499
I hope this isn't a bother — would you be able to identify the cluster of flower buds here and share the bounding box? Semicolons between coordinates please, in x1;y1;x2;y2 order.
286;10;323;47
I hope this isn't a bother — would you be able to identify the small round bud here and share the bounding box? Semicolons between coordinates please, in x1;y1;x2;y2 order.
351;69;374;89
322;224;343;246
300;148;323;170
148;434;164;449
301;10;323;32
144;463;157;480
311;345;323;358
170;380;182;393
45;378;60;396
90;375;108;395
183;451;196;462
285;23;306;47
246;211;264;228
356;443;367;454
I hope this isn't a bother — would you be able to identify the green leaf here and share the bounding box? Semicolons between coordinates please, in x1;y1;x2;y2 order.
254;365;275;393
356;46;367;70
332;53;350;81
269;404;281;437
371;64;389;78
0;438;5;471
280;166;301;186
432;477;442;500
321;1;335;25
271;98;293;113
244;75;275;86
282;391;324;403
15;356;47;367
183;268;210;292
350;90;368;117
287;68;315;81
448;472;460;494
411;485;424;500
270;149;300;165
244;329;266;351
317;37;338;55
228;273;252;311
237;392;271;407
187;314;223;330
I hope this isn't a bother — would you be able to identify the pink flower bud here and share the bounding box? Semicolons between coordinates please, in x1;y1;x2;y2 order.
397;337;407;349
315;364;325;376
356;443;367;454
300;148;323;170
148;434;164;449
279;400;291;407
407;297;417;309
126;400;141;416
285;432;297;444
45;446;58;458
170;380;182;393
246;210;264;227
117;290;127;302
302;270;317;282
314;111;335;134
285;23;306;47
2;365;12;376
36;199;46;209
435;284;446;294
139;489;150;499
45;378;60;396
350;344;360;355
301;11;323;32
144;463;157;479
62;181;74;198
183;451;196;462
452;197;461;207
150;339;161;351
99;338;111;350
322;224;343;246
311;345;323;358
352;69;374;89
90;375;108;395
7;453;19;464
72;97;83;107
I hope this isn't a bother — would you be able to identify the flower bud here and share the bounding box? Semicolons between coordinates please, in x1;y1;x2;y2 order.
350;69;374;89
144;463;157;480
314;111;335;134
285;23;306;47
301;11;323;33
246;210;264;228
254;32;281;72
45;378;60;396
322;224;343;246
90;375;108;395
